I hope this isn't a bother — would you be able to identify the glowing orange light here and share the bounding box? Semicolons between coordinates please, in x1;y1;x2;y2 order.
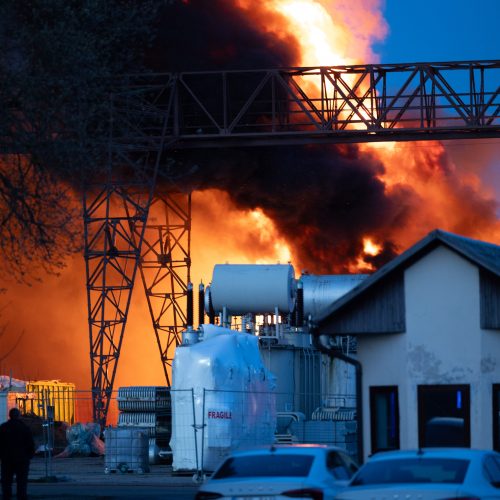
363;237;382;256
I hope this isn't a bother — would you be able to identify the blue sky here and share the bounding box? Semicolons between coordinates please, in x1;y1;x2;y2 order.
374;0;500;212
375;0;499;63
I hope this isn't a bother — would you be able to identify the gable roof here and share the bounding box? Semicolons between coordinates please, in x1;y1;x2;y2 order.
318;229;500;325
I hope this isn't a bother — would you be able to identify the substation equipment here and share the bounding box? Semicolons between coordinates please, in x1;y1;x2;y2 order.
170;264;368;468
83;60;500;427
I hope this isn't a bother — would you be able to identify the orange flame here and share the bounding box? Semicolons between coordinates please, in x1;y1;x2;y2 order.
362;237;382;256
3;0;500;391
232;0;500;270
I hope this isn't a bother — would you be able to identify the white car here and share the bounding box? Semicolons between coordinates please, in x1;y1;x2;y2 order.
335;448;500;499
194;444;359;500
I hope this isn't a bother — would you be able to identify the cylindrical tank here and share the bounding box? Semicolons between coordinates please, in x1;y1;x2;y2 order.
209;264;296;315
302;274;368;322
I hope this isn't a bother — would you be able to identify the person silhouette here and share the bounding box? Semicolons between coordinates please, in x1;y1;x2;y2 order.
0;408;35;500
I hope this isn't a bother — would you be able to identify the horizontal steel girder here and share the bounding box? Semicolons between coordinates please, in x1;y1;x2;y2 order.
110;60;500;149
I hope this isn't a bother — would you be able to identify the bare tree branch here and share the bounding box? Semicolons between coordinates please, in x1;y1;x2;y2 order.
0;0;162;281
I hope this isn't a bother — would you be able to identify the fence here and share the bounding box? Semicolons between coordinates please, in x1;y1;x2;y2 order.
11;388;358;475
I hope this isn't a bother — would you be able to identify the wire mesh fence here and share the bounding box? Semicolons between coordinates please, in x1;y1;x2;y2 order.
6;387;358;474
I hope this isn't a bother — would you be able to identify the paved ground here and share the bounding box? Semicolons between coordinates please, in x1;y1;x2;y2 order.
23;455;200;499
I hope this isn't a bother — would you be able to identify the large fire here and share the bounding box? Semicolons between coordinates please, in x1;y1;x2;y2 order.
190;0;500;269
2;0;499;392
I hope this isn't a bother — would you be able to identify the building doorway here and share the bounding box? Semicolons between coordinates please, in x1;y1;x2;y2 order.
493;384;500;452
418;384;470;448
369;386;399;454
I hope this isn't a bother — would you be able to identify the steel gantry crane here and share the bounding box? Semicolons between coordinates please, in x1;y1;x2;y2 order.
82;76;189;427
136;192;191;386
84;61;499;426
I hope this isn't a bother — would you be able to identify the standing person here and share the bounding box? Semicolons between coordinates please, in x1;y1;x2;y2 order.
0;408;35;500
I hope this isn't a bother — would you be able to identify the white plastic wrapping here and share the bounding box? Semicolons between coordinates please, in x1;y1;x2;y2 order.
170;325;276;471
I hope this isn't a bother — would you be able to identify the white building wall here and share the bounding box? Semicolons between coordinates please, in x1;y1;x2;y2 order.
359;246;500;460
406;247;481;448
358;333;408;460
480;328;500;448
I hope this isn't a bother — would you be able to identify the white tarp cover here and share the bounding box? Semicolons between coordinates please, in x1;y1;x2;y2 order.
170;325;276;471
0;375;27;390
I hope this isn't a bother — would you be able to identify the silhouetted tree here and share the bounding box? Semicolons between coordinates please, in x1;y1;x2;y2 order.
0;0;162;280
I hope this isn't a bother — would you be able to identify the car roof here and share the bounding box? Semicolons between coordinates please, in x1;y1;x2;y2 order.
367;448;499;462
223;444;345;457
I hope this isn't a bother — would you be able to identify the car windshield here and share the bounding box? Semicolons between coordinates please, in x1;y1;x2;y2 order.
212;454;315;479
351;458;470;486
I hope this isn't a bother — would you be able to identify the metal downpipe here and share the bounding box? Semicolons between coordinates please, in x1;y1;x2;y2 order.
311;328;364;464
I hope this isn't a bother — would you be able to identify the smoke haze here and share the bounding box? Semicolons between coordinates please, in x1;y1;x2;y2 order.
2;0;499;390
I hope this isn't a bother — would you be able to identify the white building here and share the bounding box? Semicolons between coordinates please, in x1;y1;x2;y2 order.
319;229;500;461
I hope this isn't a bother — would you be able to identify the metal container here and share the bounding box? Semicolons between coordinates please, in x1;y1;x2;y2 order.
117;386;170;413
260;344;321;418
104;427;150;474
24;380;76;424
302;274;368;322
209;264;296;314
117;411;171;438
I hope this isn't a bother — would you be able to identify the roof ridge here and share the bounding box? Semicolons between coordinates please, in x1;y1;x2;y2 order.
318;229;500;325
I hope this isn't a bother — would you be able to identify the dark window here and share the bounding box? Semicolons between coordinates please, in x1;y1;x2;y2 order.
370;386;400;454
418;385;470;448
484;455;500;488
493;384;500;452
326;451;356;479
212;454;314;479
350;458;470;486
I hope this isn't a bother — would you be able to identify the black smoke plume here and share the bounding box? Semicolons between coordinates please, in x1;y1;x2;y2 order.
166;144;410;272
147;0;299;71
149;1;403;271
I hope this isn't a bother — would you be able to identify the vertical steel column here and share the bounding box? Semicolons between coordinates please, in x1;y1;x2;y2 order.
83;180;154;427
83;75;176;427
137;192;191;386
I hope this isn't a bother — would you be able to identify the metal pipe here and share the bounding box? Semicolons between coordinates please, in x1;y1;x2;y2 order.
296;280;304;327
187;282;193;327
198;283;205;327
311;328;364;464
208;290;215;324
222;306;228;328
274;306;280;338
